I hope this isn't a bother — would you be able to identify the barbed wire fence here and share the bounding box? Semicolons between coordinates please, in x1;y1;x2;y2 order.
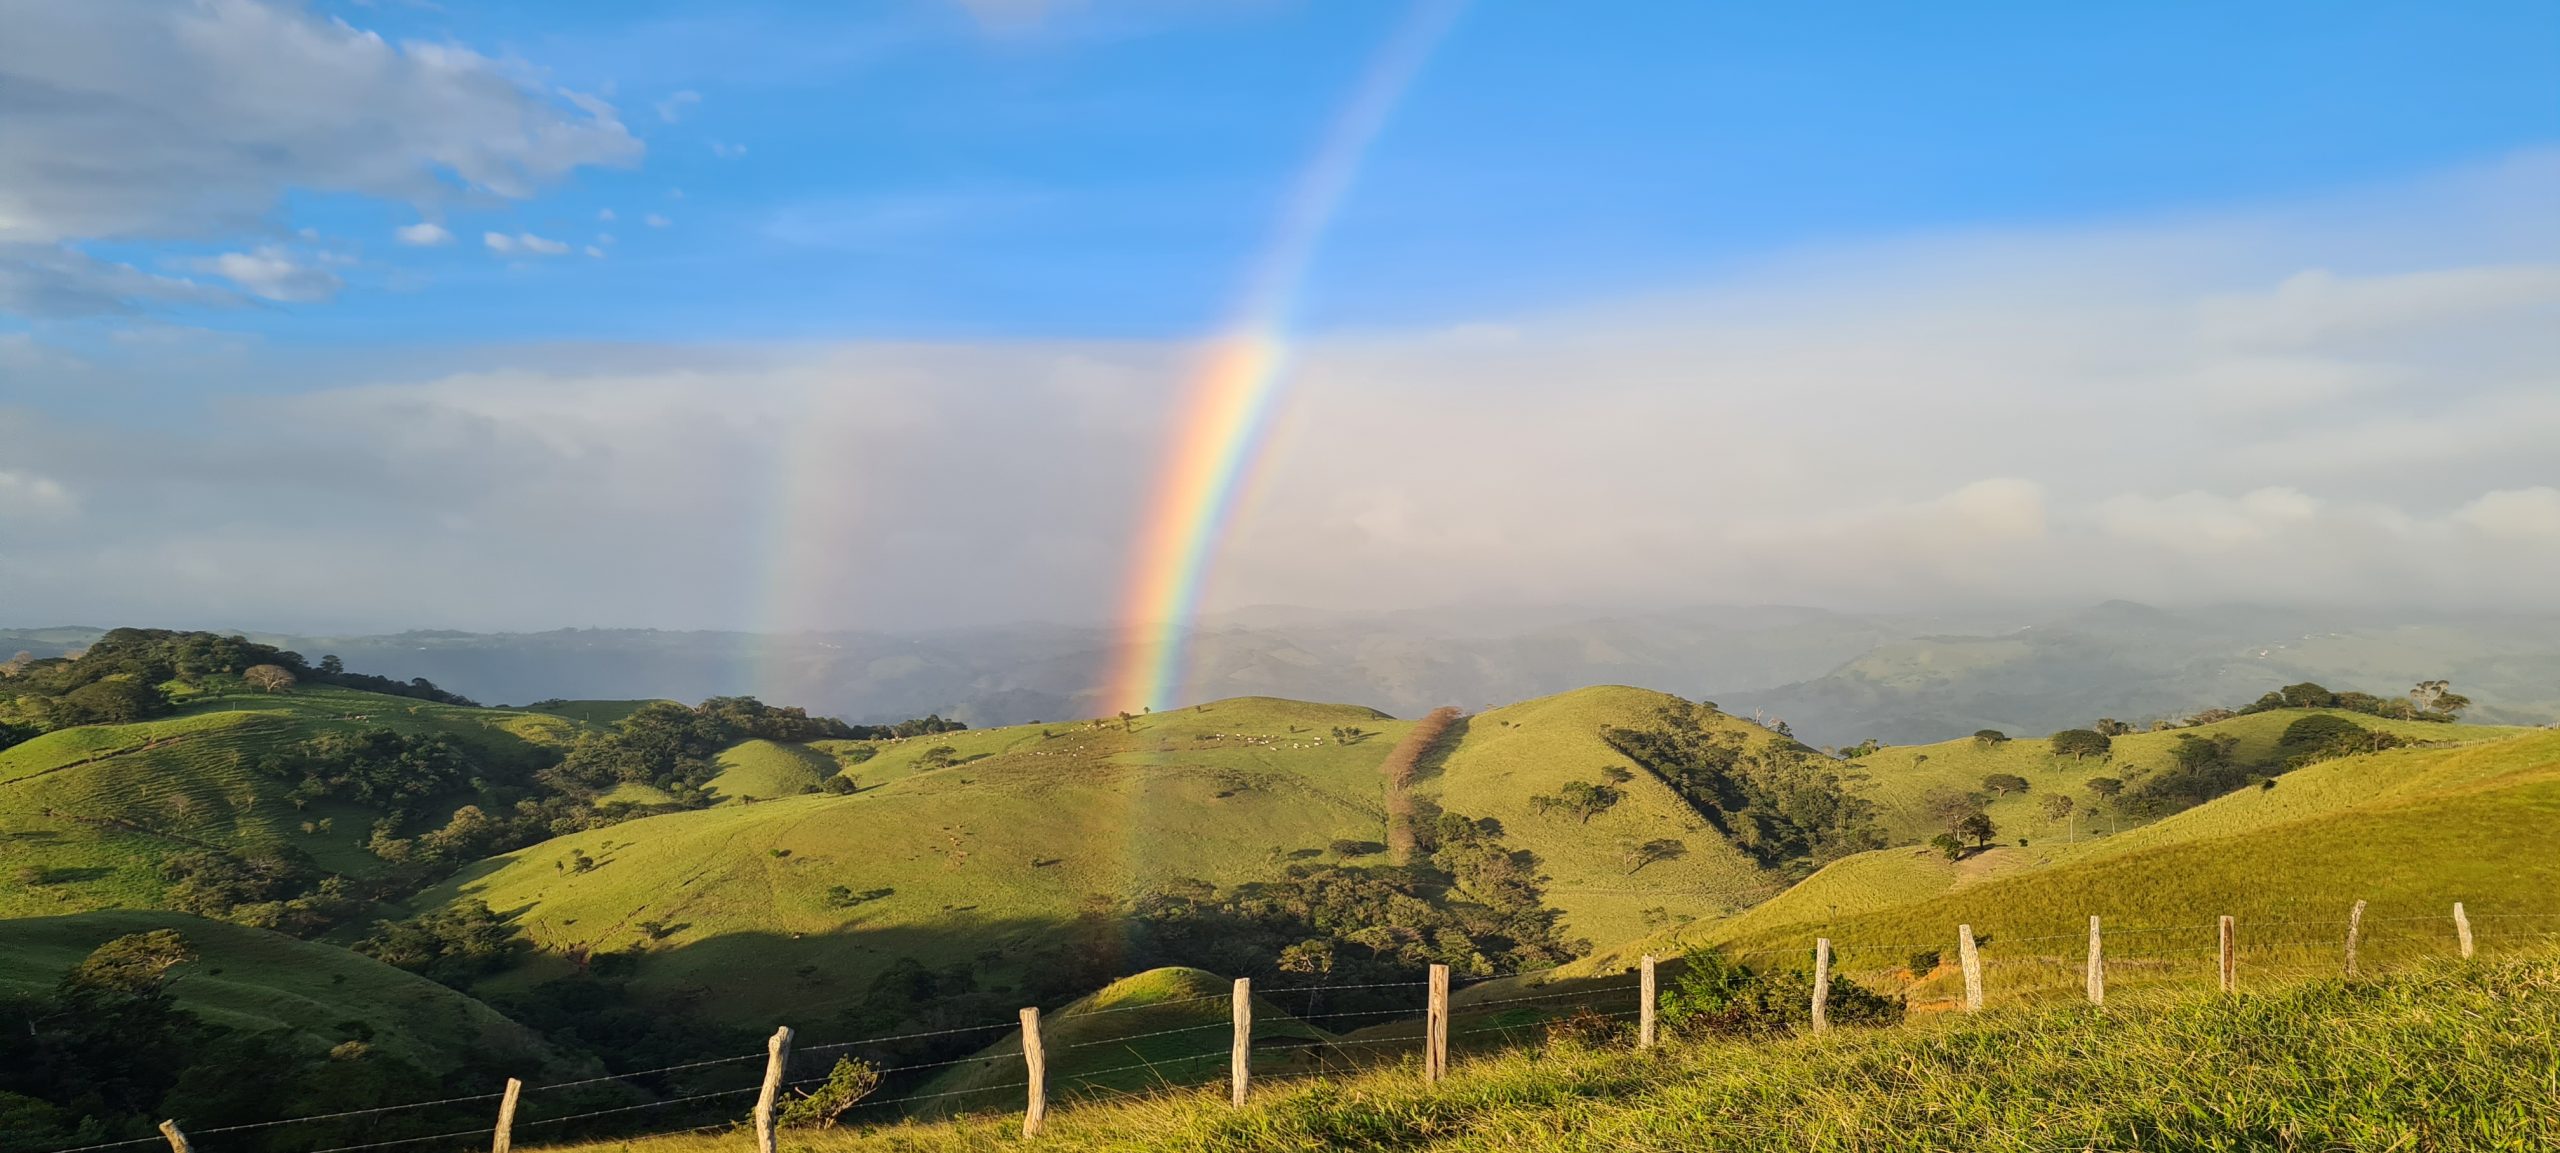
51;897;2554;1153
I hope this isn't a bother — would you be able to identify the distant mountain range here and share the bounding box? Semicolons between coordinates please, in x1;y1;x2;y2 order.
7;601;2556;746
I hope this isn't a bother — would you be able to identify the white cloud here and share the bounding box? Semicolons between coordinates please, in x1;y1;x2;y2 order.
645;214;672;228
395;221;454;247
584;245;606;259
0;244;230;317
0;0;640;315
710;140;748;159
655;90;701;123
484;232;569;256
195;246;343;302
2455;488;2560;541
598;208;617;222
0;469;75;518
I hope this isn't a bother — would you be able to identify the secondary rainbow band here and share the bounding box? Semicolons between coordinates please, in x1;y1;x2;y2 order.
1106;0;1465;713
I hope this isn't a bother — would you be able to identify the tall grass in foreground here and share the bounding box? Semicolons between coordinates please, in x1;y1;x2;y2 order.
548;950;2560;1152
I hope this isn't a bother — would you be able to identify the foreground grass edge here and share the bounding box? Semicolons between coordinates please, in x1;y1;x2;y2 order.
538;948;2560;1153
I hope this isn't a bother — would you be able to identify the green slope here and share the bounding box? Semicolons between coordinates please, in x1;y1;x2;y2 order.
1425;686;1800;947
914;967;1331;1114
706;738;837;802
1565;725;2560;1001
1846;709;2536;846
424;697;1422;1020
424;689;1817;1026
0;910;584;1078
0;685;589;917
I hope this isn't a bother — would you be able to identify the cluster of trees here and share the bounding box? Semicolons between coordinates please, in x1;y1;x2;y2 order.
1602;702;1883;874
546;697;850;798
0;629;473;749
2239;680;2469;723
1127;811;1580;1025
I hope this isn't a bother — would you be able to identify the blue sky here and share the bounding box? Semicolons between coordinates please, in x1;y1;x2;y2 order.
2;0;2557;631
15;0;2558;353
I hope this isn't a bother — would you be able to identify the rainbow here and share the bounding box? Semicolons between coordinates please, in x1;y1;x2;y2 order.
1104;0;1465;714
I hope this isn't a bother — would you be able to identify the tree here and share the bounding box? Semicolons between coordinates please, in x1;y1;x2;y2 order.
1954;810;1997;849
1620;838;1686;874
1532;780;1622;824
1971;729;2009;749
2409;680;2472;720
242;664;297;693
2084;776;2124;799
2039;794;2076;821
1599;765;1634;784
2186;707;2235;726
2049;729;2112;759
1929;832;1965;861
1116;711;1135;731
2092;718;2131;737
1981;773;2030;796
317;654;344;675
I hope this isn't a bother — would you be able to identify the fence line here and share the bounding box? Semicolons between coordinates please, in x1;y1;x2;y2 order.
65;896;2541;1153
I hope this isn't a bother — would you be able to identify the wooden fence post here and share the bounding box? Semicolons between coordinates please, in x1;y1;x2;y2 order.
2084;916;2103;1006
2218;916;2235;994
1957;924;1982;1013
2345;899;2367;977
1231;977;1252;1108
753;1026;792;1153
1810;939;1831;1034
2453;902;2474;959
156;1121;190;1153
1424;964;1450;1084
1020;1007;1046;1138
491;1077;523;1153
1638;955;1657;1050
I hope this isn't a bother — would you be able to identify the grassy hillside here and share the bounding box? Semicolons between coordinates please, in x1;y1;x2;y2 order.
0;684;588;917
424;689;1816;1025
534;950;2560;1152
1425;687;1799;946
1566;725;2560;1003
706;738;838;802
1846;709;2535;847
914;967;1331;1114
425;697;1424;1020
0;910;582;1078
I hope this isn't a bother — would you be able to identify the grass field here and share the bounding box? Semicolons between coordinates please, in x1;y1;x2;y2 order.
1843;708;2537;847
0;685;593;917
525;948;2560;1151
912;967;1333;1114
0;910;585;1078
1556;725;2560;1007
425;697;1426;1020
423;688;1818;1026
1424;687;1798;947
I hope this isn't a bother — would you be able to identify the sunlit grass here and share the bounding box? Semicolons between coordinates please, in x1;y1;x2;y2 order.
536;948;2560;1152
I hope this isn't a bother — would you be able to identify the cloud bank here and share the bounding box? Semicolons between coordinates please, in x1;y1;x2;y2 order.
2;155;2555;631
0;0;639;313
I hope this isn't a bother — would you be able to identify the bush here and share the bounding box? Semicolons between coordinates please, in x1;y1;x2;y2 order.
1660;949;1902;1037
1982;773;2030;795
778;1057;882;1128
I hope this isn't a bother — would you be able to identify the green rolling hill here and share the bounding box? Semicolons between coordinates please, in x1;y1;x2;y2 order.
0;910;584;1079
1555;721;2560;1006
417;688;1810;1025
0;684;587;918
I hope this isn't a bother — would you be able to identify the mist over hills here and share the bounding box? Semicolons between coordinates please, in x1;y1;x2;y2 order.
8;602;2554;746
